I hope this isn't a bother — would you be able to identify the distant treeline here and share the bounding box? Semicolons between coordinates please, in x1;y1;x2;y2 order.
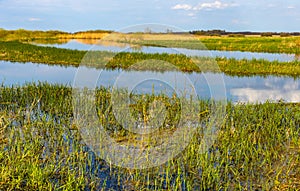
189;30;300;37
73;29;113;34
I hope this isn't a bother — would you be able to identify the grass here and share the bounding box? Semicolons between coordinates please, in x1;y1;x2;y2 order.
116;35;300;54
0;41;86;66
199;36;300;54
0;29;111;41
0;83;300;190
1;41;300;77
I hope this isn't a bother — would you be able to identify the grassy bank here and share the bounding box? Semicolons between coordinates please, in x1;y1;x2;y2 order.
129;36;300;54
1;41;300;77
92;33;300;54
200;36;300;54
0;29;111;41
0;83;299;190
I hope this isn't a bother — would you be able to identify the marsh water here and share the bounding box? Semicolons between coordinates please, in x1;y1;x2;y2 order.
1;60;300;103
1;40;300;103
34;39;299;62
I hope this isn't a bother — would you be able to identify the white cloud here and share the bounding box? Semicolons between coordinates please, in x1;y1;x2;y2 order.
28;17;41;21
193;1;229;10
172;4;192;10
171;1;237;11
287;6;295;9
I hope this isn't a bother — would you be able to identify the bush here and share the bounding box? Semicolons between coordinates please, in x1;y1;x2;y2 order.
280;33;291;37
228;34;245;37
261;32;273;37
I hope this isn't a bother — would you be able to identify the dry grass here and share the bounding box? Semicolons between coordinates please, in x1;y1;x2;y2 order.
57;32;110;39
103;32;195;42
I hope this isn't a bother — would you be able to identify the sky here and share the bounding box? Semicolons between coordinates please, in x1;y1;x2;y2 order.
0;0;299;32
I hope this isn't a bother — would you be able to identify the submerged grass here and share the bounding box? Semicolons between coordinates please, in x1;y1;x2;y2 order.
0;83;299;190
1;41;300;77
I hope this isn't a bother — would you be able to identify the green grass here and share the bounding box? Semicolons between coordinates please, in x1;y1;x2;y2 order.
1;41;300;77
122;36;300;54
0;83;299;190
0;41;85;66
201;36;300;54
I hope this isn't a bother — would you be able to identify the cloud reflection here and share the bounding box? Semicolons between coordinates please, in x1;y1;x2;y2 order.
230;78;300;103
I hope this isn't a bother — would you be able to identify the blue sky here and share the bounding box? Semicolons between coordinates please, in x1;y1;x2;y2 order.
0;0;299;32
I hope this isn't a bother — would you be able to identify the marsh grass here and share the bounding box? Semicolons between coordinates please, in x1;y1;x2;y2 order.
0;83;299;190
121;36;300;54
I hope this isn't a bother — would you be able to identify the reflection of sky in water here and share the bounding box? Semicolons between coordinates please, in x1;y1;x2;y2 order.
0;61;76;85
37;40;298;62
1;60;300;103
229;77;300;103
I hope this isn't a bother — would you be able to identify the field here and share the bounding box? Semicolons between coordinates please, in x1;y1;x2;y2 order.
1;29;300;190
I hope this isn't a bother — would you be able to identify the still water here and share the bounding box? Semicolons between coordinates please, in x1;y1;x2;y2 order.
34;39;299;62
1;61;299;103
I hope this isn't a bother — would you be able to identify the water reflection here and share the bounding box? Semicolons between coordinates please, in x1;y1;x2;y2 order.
231;88;300;103
230;77;300;103
0;61;77;85
1;61;300;103
34;39;299;62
